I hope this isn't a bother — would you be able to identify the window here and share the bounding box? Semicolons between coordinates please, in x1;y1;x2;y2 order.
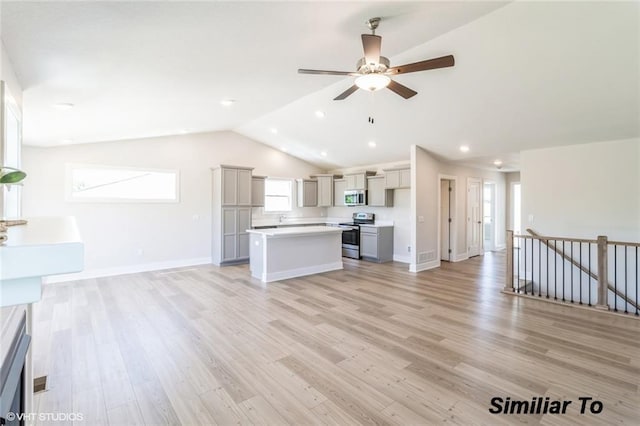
264;178;292;212
66;164;179;202
1;81;22;217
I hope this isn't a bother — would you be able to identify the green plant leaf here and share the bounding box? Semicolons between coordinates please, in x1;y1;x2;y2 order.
0;170;26;184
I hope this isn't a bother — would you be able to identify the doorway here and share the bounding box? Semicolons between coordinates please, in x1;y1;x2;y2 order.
467;178;482;257
439;178;456;261
483;181;496;251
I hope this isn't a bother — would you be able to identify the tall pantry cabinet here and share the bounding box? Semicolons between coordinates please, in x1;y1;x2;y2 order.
212;165;253;265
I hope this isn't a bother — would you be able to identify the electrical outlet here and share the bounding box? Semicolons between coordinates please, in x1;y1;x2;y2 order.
136;248;144;256
407;246;411;253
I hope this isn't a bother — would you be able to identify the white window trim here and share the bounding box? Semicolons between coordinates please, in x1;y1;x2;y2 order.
65;163;180;203
263;177;293;214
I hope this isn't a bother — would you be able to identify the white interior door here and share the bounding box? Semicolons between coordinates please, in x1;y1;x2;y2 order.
467;178;482;257
483;182;495;251
440;180;451;261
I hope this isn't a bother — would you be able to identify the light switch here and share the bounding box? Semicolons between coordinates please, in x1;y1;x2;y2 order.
528;214;534;224
418;215;425;223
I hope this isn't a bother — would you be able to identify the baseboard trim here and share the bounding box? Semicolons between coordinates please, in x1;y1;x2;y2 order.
409;259;440;273
44;257;212;283
257;261;343;283
453;253;469;262
393;255;411;264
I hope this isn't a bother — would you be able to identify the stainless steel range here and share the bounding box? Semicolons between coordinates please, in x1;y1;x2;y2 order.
338;212;375;259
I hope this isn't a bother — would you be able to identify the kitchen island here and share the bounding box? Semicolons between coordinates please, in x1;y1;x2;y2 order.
247;226;343;282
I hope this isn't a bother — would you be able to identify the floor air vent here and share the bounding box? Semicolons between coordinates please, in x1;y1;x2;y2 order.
418;251;436;263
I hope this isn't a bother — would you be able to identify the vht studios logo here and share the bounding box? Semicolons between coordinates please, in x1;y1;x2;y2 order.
489;396;604;415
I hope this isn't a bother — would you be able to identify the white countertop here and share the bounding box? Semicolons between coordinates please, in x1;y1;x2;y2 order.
247;225;343;238
1;216;84;281
251;216;394;228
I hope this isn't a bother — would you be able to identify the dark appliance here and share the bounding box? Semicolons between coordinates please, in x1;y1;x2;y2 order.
0;312;31;426
344;190;367;206
339;212;375;259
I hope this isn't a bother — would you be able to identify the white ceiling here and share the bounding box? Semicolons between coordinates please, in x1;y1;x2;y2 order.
2;1;638;170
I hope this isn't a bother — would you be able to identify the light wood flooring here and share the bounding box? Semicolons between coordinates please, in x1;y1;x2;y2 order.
31;252;639;425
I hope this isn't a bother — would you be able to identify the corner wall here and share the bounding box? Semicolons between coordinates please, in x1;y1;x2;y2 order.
521;138;640;241
411;145;440;272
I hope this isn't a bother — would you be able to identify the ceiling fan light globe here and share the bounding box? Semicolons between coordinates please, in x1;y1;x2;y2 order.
355;74;391;92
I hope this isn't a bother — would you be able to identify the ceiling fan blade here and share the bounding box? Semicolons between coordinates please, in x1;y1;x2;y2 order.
361;34;381;65
387;80;417;99
334;85;359;101
298;69;357;76
387;55;455;75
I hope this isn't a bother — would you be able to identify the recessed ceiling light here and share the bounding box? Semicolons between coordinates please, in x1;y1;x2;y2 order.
180;129;189;134
493;159;503;166
220;99;236;107
270;128;278;134
320;151;327;157
459;145;470;153
61;139;73;144
281;147;288;152
315;110;325;119
53;103;74;110
368;141;377;148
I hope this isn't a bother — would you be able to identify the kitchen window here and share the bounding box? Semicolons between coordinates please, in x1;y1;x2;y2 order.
264;178;292;212
66;164;179;202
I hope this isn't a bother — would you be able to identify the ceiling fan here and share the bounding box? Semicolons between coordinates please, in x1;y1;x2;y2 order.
298;17;455;100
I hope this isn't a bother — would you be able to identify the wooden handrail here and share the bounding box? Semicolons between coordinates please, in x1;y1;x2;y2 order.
608;240;640;247
526;229;638;311
515;233;597;244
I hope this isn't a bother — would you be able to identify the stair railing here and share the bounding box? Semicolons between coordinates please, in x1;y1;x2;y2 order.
504;229;639;316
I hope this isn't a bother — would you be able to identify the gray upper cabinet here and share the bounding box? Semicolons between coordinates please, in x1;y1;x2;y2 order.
333;179;346;207
251;176;266;207
367;176;393;207
311;174;342;207
310;174;342;207
384;166;411;189
297;179;318;207
237;169;252;206
212;165;254;266
221;166;253;206
344;171;376;190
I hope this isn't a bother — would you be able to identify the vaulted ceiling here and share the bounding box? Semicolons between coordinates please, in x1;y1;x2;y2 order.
2;1;638;170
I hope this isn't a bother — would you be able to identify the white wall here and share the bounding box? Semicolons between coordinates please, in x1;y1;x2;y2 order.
22;131;323;276
521;138;640;241
327;160;412;263
411;145;440;272
505;171;520;231
1;41;22;108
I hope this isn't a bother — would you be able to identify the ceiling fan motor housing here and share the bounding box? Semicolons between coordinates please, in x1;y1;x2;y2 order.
357;56;390;74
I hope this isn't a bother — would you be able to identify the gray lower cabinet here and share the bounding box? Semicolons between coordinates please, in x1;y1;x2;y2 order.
359;226;394;263
222;207;251;262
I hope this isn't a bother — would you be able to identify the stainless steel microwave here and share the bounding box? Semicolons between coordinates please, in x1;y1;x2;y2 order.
344;190;367;206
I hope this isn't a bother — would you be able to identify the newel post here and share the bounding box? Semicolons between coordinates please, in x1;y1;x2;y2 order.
596;235;609;310
504;230;514;292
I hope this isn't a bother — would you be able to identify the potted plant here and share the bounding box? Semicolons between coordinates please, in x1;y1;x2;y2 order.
0;167;27;243
0;166;26;185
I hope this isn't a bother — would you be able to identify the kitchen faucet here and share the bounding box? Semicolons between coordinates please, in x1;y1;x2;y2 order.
279;215;287;223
